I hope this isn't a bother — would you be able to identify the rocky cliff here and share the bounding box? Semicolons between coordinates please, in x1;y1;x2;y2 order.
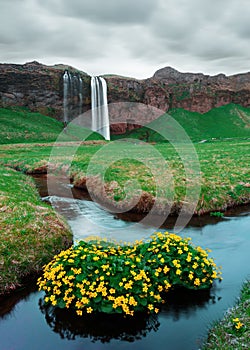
1;62;250;132
0;61;91;120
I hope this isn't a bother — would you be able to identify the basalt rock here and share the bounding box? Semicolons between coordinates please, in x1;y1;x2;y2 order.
0;61;91;120
1;62;250;131
150;66;250;113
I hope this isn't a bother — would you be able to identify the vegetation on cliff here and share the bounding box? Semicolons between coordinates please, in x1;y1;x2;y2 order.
112;104;250;142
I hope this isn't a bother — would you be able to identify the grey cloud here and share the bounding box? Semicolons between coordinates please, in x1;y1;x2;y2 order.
1;0;250;78
38;0;159;24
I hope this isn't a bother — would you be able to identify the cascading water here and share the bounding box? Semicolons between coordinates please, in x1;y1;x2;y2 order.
63;70;84;123
78;76;83;115
63;71;69;123
91;76;110;140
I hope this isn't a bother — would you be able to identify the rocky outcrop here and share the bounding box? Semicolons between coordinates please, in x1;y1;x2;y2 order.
1;62;250;131
0;61;91;120
150;66;250;113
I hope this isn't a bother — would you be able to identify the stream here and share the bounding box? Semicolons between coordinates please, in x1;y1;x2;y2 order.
0;175;249;350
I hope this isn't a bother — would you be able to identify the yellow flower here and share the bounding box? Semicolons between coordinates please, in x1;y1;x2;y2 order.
233;317;239;322
211;271;217;279
163;266;170;274
154;308;159;313
194;278;200;286
235;322;244;329
87;307;93;313
188;272;194;280
124;281;133;290
128;296;137;306
192;262;198;269
76;310;82;316
176;269;181;275
148;304;154;311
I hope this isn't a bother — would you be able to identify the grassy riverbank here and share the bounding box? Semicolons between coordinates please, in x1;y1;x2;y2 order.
0;139;249;214
202;279;250;350
0;165;73;295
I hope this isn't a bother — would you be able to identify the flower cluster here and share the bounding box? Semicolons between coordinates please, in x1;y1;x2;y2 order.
37;232;222;316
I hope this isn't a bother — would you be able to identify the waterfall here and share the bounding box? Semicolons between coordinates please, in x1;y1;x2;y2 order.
63;70;84;123
78;76;83;115
63;71;69;123
91;76;110;140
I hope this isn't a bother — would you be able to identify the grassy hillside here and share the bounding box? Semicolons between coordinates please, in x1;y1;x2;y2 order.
111;104;250;142
0;107;104;144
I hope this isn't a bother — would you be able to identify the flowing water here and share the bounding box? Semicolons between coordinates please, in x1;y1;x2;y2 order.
91;76;110;140
0;176;249;350
63;71;70;123
63;70;84;123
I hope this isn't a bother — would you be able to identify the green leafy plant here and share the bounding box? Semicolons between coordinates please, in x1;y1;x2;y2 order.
210;211;224;218
38;232;222;316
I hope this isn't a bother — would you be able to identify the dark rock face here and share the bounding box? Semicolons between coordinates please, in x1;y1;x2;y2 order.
105;67;250;133
150;66;250;113
0;61;91;120
1;62;250;131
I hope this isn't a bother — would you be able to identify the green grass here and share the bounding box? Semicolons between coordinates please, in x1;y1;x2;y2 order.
0;139;249;215
0;165;73;294
112;104;250;142
202;280;250;350
0;107;104;144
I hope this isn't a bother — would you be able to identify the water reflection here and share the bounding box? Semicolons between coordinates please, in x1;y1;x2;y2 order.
38;286;216;344
161;286;221;321
39;298;160;343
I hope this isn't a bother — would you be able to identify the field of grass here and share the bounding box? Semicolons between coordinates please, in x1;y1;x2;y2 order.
112;104;250;142
0;165;72;294
0;139;249;215
202;279;250;350
0;107;104;144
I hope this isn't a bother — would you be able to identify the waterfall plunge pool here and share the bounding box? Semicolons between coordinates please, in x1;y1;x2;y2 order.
0;175;249;350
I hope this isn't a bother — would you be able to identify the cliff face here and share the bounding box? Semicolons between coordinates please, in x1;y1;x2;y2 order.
151;66;250;113
1;62;250;130
106;66;250;114
0;61;91;120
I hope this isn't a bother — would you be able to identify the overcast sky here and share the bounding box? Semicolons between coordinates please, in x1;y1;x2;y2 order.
1;0;250;78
